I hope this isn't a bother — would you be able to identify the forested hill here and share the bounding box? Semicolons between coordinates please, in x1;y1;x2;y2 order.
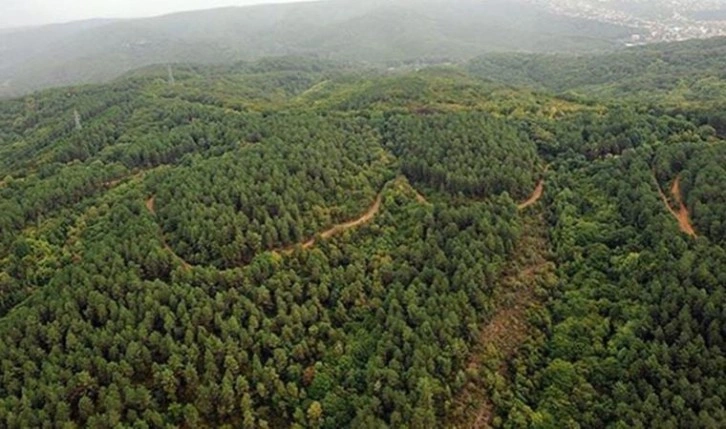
1;46;726;428
0;0;636;98
468;36;726;100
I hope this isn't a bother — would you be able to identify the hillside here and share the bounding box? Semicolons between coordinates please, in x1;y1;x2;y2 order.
0;0;636;98
1;42;726;427
468;37;726;99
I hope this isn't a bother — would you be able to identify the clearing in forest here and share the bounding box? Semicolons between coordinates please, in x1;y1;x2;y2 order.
671;176;697;237
448;215;554;428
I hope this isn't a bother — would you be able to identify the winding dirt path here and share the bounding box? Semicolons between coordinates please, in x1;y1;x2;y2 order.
653;174;697;237
145;177;426;265
103;170;150;189
283;177;420;252
298;192;384;250
518;179;544;210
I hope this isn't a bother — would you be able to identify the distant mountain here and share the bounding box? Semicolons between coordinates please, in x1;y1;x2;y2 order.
0;0;635;97
468;37;726;100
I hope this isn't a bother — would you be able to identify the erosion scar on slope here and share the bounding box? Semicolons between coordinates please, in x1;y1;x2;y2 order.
653;174;697;237
671;176;697;237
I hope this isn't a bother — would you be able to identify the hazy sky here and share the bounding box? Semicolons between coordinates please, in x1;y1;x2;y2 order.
2;0;307;29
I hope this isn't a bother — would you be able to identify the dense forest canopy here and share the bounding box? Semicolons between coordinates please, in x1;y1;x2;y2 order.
468;37;726;103
1;38;725;428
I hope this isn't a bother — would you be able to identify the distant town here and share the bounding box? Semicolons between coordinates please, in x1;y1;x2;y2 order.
534;0;726;44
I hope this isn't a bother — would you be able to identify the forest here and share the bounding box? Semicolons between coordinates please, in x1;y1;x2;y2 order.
0;38;725;428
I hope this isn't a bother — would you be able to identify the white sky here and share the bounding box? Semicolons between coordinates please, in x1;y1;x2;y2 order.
1;0;308;29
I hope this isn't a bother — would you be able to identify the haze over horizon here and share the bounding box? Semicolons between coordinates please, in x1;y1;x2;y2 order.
1;0;308;29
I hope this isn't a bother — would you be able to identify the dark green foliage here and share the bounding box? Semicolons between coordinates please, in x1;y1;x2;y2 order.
0;168;521;428
468;37;726;100
153;113;393;268
497;152;726;428
657;142;726;246
383;113;539;199
0;59;529;428
2;43;726;429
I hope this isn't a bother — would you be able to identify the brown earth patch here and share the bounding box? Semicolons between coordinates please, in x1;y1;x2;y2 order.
449;215;554;428
653;174;697;237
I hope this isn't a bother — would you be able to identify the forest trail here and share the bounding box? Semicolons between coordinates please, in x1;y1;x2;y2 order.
146;177;425;266
299;191;384;249
518;179;544;210
295;176;431;249
449;215;554;429
654;174;697;237
103;178;125;188
287;176;422;251
103;169;151;189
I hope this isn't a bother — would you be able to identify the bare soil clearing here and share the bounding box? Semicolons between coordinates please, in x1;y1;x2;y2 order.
671;176;697;237
654;174;697;237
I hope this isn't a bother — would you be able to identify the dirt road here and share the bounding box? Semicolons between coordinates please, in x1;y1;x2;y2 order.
518;179;544;210
299;192;384;249
147;177;426;265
